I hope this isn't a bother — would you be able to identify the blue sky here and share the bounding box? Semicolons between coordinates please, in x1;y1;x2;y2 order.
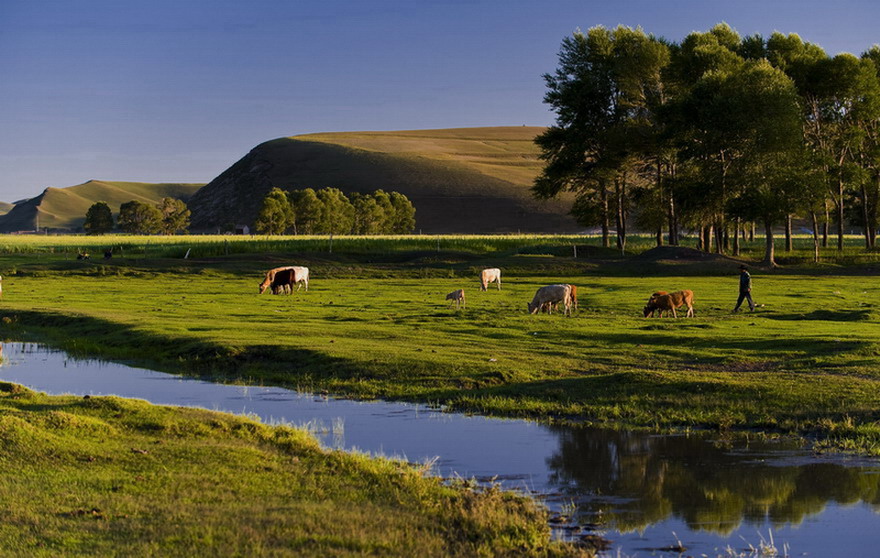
1;0;879;202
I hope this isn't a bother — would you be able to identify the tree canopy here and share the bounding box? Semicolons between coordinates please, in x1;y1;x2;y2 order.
536;23;880;265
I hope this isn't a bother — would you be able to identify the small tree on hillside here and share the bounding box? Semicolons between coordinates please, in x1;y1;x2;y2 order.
158;197;191;235
117;200;163;234
83;201;114;235
255;188;295;235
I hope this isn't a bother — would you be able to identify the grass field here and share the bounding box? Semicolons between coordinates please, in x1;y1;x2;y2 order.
1;234;880;455
0;382;583;557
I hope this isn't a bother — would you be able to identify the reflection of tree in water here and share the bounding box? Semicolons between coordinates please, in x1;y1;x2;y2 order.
545;426;880;534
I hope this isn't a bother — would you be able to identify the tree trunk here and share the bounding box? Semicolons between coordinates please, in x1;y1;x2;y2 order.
714;220;724;254
615;177;627;254
860;183;871;249
785;215;793;252
749;222;755;242
811;211;820;263
837;179;845;251
733;217;741;256
822;205;829;247
656;225;663;247
599;180;610;248
763;220;776;267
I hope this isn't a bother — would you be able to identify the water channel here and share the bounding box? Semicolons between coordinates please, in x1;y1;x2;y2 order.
1;342;878;556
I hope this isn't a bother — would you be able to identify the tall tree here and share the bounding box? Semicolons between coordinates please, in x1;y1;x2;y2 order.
83;201;113;235
534;27;618;247
288;188;322;235
117;200;163;234
351;193;385;234
316;188;354;234
388;192;416;233
255;188;294;235
158;197;190;235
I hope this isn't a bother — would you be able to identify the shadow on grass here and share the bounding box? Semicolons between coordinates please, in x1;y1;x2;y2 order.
764;309;877;322
0;309;380;386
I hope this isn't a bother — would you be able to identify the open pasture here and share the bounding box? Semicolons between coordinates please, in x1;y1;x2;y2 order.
2;234;880;452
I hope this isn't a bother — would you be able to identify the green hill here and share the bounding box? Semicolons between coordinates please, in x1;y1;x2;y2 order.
188;127;578;233
0;180;204;232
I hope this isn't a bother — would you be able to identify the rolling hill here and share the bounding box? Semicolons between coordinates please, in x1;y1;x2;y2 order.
0;180;204;233
188;127;578;233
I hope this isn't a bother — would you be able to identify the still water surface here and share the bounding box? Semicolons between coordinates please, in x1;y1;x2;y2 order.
1;342;878;556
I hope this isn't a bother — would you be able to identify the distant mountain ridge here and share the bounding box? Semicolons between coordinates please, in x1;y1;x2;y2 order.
188;126;578;233
0;180;204;232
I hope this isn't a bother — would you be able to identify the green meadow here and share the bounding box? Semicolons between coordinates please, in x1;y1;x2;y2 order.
2;233;880;555
0;383;582;557
1;234;879;453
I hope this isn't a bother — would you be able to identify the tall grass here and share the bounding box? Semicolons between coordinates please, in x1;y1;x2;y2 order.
3;233;880;264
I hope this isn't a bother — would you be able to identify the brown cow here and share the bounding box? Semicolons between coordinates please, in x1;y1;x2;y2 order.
643;290;694;318
643;291;668;317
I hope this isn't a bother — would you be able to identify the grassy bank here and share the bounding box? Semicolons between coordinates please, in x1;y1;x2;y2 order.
1;235;880;455
0;382;584;557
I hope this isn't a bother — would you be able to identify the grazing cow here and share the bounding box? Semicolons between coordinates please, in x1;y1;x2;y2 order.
445;288;466;309
259;266;309;295
542;284;578;313
643;290;694;318
643;291;668;317
480;268;501;291
528;284;572;316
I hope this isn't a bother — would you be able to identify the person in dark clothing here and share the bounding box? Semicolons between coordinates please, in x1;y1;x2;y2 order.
734;264;755;312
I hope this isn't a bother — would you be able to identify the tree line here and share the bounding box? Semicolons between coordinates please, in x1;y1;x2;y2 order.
255;187;416;235
83;198;191;235
536;23;880;265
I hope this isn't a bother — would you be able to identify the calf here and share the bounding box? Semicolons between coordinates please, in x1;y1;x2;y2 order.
643;290;694;318
445;289;466;310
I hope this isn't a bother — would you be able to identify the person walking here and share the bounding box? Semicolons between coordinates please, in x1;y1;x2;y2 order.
734;264;756;312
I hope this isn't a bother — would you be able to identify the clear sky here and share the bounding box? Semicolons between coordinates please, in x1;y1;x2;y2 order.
1;0;879;203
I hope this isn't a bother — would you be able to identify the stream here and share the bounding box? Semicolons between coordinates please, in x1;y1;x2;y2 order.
1;342;878;556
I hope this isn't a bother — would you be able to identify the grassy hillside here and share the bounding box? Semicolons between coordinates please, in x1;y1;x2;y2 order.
0;180;203;232
0;202;13;215
188;126;578;233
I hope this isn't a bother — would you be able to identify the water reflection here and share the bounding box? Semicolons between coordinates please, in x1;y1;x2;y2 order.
546;426;880;535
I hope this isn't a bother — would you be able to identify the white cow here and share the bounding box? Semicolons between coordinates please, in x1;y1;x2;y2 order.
480;268;501;291
527;284;572;316
290;266;309;291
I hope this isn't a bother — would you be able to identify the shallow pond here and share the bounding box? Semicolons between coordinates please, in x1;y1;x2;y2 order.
1;342;878;556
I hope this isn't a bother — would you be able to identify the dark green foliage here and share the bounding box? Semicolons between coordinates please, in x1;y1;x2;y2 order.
255;188;295;235
158;197;190;235
117;200;163;234
83;201;113;235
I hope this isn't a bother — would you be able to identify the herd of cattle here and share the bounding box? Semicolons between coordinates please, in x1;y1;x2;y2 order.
259;265;695;318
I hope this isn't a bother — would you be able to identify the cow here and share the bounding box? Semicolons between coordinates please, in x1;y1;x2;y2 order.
259;266;309;295
445;289;466;310
528;284;572;316
480;268;501;291
542;284;578;313
643;290;694;318
643;291;668;318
